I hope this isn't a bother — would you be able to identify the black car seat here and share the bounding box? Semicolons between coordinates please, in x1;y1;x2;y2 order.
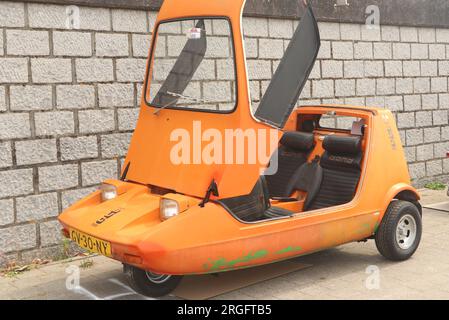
265;131;315;198
307;135;363;211
260;176;295;219
219;176;294;222
283;156;323;210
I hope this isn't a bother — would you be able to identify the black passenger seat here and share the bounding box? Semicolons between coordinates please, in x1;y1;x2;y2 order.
265;131;315;198
283;156;323;210
307;135;363;210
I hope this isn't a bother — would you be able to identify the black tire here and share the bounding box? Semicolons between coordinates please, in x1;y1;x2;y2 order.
124;264;182;297
375;200;422;261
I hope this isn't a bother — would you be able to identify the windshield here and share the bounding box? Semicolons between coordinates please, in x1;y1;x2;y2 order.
145;18;237;112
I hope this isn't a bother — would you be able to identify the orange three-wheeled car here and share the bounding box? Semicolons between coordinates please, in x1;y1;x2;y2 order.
59;0;422;297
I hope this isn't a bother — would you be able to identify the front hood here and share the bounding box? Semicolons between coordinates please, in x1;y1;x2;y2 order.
59;183;162;244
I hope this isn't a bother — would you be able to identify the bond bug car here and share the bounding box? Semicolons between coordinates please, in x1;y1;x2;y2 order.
59;0;422;297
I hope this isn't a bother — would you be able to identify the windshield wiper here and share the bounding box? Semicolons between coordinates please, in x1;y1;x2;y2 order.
153;91;214;115
153;99;178;115
165;91;213;104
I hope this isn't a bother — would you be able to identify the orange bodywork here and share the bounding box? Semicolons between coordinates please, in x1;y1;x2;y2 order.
58;0;420;275
125;0;271;199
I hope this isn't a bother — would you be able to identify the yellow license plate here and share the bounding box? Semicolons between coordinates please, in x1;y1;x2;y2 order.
69;229;112;257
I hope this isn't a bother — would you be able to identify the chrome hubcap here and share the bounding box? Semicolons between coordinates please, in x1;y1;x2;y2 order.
145;271;171;284
395;214;417;250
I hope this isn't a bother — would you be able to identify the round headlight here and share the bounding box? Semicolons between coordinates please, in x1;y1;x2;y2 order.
100;183;117;201
160;199;179;221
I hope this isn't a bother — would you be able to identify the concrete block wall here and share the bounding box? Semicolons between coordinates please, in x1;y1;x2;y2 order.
0;1;448;264
244;18;449;185
0;1;148;264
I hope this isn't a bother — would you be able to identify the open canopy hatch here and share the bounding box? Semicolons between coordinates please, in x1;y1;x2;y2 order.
255;5;320;128
123;0;321;199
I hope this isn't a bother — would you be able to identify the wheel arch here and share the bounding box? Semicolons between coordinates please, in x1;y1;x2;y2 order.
382;184;422;218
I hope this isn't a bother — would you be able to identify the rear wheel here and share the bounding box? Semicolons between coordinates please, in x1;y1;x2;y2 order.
124;264;182;297
375;200;422;261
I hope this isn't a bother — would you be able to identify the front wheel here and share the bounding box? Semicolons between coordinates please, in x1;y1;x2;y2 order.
375;200;422;261
124;264;183;297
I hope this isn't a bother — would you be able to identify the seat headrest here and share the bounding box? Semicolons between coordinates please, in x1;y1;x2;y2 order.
323;135;361;155
280;131;315;152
